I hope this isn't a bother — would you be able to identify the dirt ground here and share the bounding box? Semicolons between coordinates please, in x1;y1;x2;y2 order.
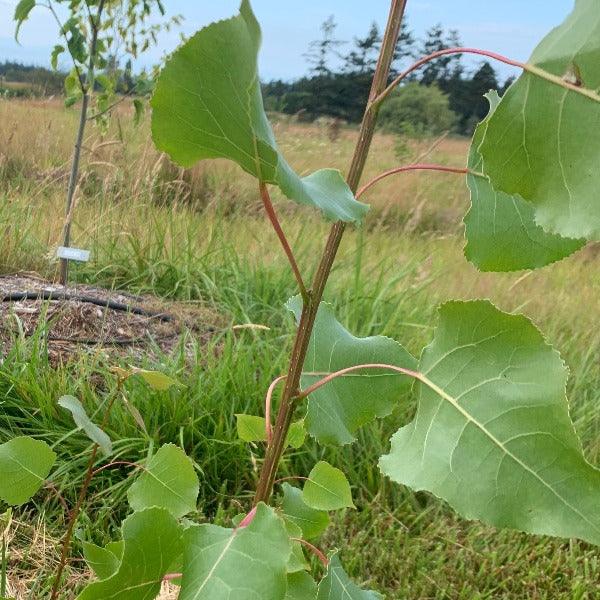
0;274;220;363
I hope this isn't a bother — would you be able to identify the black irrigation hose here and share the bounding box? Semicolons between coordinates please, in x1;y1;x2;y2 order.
1;291;176;323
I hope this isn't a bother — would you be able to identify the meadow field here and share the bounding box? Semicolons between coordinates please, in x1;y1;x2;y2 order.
1;97;600;598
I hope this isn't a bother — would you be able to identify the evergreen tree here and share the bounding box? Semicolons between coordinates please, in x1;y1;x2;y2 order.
419;24;462;86
344;22;381;74
304;15;344;76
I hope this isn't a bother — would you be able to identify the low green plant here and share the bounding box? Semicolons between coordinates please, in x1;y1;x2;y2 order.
378;82;455;137
3;0;600;597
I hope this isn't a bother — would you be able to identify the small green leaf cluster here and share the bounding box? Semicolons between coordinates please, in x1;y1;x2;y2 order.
14;0;180;124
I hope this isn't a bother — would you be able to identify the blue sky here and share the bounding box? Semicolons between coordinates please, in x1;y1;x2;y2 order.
0;0;573;81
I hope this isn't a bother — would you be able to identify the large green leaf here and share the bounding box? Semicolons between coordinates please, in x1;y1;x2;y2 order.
286;572;318;600
380;300;600;546
0;437;56;506
464;91;584;271
303;462;354;511
77;508;184;599
179;503;290;600
479;0;600;240
58;396;112;456
127;444;199;518
288;297;416;445
317;553;383;600
151;0;367;223
281;483;330;540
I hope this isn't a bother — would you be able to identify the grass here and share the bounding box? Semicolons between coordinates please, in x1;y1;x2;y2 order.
1;96;600;598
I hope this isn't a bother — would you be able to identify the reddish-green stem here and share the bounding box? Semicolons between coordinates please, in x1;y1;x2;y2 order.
292;538;329;568
253;0;409;506
50;386;118;600
371;46;600;109
356;163;471;198
265;375;287;444
298;363;422;400
259;183;309;304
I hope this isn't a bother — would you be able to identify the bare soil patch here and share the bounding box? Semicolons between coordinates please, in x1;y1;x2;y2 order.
0;274;221;362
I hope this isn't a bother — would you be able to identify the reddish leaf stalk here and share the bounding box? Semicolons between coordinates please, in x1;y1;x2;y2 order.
91;460;140;477
274;476;309;485
265;375;287;444
371;46;600;108
259;183;309;304
292;538;329;568
298;363;422;400
356;163;470;198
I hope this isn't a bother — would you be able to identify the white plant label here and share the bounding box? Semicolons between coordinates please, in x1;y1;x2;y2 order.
56;247;91;263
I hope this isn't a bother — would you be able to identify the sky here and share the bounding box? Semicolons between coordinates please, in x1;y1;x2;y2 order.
0;0;574;82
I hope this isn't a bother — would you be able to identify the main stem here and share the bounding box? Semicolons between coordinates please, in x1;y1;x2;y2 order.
59;0;105;285
254;0;408;505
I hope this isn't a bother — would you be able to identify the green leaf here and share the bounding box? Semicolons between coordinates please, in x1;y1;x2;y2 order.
50;45;65;71
127;444;199;518
236;414;267;443
380;300;600;546
287;420;307;449
131;367;178;390
77;508;183;598
303;462;354;511
178;503;290;600
464;91;584;271
317;553;383;600
151;0;368;223
58;396;112;456
13;0;35;42
286;571;318;600
478;0;600;240
287;297;416;446
281;483;330;540
0;437;56;506
82;540;123;580
236;414;306;448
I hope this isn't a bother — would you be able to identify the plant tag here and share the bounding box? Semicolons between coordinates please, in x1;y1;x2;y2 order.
56;247;91;263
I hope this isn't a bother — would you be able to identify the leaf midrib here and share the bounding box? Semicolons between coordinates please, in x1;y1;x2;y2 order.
421;373;600;538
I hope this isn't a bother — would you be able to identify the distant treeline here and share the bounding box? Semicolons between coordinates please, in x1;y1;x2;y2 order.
0;61;64;96
263;19;515;135
0;59;141;98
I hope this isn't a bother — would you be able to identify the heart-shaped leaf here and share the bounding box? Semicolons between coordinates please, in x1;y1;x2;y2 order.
77;508;184;598
464;91;584;271
287;297;416;446
381;300;600;546
0;437;56;506
178;503;290;600
478;0;600;240
151;0;368;223
127;444;199;518
303;462;354;511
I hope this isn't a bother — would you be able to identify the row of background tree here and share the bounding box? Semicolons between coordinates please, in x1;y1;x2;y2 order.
263;17;514;136
2;16;513;137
